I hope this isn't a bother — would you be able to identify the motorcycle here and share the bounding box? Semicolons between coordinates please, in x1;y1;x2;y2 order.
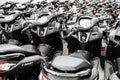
0;11;33;45
104;18;120;80
0;10;64;80
0;43;43;80
0;1;18;15
39;15;104;80
21;11;64;60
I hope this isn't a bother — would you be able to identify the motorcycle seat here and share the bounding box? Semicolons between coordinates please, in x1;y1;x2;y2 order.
21;45;40;56
70;50;90;61
38;44;53;57
0;44;40;56
51;56;91;72
0;12;21;23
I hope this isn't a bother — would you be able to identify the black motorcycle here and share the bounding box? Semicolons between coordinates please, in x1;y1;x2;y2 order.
0;43;44;80
0;11;64;80
0;11;33;45
21;11;64;60
0;1;18;15
39;15;103;80
104;19;120;80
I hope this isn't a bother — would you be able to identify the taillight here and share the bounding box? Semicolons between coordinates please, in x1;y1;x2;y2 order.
41;74;50;80
101;47;105;51
0;62;15;72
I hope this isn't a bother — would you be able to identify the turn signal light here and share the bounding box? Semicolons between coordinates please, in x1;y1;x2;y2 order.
0;77;3;80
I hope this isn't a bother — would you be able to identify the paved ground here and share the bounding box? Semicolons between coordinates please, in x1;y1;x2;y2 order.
99;65;104;80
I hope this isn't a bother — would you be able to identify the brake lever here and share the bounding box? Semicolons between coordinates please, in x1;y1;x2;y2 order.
21;26;29;33
21;23;32;33
63;26;79;39
63;31;74;39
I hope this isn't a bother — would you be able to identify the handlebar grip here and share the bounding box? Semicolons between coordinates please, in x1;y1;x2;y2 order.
21;26;29;33
63;31;74;39
21;23;32;33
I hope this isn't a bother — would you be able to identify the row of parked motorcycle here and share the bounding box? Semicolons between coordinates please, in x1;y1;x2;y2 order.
0;0;119;80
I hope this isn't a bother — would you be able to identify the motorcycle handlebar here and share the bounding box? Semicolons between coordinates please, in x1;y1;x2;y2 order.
63;16;109;39
21;12;65;33
63;31;75;39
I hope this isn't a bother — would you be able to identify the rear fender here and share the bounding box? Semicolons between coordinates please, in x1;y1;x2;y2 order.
1;55;43;74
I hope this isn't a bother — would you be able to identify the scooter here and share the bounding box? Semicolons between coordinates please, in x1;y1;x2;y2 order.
21;11;64;60
0;43;43;80
0;11;33;45
104;18;120;80
0;1;18;15
0;11;64;80
39;15;104;80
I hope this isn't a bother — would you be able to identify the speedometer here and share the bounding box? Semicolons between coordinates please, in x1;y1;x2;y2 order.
38;16;48;24
79;19;91;29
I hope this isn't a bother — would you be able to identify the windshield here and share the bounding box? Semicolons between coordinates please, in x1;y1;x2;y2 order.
38;15;48;24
